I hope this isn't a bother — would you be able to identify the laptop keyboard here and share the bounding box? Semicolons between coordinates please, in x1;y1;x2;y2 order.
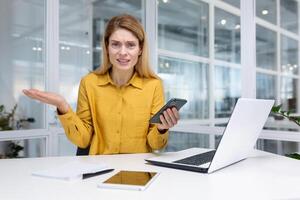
173;150;216;166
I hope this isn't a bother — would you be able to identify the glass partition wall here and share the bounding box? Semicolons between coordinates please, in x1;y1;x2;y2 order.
0;0;46;158
159;0;300;154
0;1;46;127
256;0;300;154
1;0;300;157
158;0;242;122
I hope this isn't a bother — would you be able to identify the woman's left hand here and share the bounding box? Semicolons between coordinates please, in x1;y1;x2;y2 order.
157;107;180;131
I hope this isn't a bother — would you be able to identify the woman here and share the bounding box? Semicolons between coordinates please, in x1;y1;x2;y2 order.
23;14;179;155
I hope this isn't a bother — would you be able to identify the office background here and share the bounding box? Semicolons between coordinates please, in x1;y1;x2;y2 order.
0;0;299;158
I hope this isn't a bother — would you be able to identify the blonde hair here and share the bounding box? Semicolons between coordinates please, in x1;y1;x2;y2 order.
94;14;159;79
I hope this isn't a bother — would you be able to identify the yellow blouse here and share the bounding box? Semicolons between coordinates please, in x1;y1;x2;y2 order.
58;71;169;155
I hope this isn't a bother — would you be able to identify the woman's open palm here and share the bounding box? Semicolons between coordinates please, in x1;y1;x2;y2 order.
23;89;69;114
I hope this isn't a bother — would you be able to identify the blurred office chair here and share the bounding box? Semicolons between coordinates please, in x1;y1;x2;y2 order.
76;146;90;156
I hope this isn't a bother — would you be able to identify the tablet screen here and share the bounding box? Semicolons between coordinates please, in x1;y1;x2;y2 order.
103;170;157;186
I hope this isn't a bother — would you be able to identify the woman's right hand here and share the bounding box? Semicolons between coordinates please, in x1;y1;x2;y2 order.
23;89;69;114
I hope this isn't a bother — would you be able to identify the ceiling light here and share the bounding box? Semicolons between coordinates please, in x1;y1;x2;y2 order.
86;50;90;54
262;10;268;15
162;0;168;3
12;33;20;37
235;24;240;29
201;16;207;20
32;47;37;51
221;19;227;25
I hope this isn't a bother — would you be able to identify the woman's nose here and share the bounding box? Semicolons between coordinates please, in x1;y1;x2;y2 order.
119;45;128;55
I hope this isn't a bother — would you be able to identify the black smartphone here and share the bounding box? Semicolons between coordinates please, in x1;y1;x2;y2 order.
149;98;187;124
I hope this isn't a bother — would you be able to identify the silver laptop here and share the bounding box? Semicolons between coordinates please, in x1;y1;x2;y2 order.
146;98;274;173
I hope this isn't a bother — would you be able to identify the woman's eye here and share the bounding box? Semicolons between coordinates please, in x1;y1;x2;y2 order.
126;43;136;49
111;42;121;49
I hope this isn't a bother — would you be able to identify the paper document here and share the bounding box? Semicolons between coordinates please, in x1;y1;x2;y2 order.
32;161;110;181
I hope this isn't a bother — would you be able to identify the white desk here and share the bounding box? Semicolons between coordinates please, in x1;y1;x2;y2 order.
1;150;300;200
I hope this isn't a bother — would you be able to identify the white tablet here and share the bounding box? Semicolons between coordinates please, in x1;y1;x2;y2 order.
98;170;160;191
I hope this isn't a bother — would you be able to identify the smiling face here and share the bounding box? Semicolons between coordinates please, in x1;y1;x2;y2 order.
108;28;141;72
